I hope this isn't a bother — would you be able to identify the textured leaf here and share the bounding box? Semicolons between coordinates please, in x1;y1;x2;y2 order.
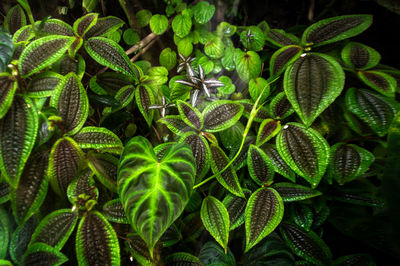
270;45;303;77
27;71;62;98
341;42;381;70
245;188;284;252
345;88;399;136
88;153;118;192
240;26;265;51
0;179;10;204
118;137;196;255
54;54;86;79
0;73;17;119
194;1;215;24
220;122;244;151
137;10;152;27
262;145;296;182
0;96;38;188
29;209;78;250
158;115;194;135
67;169;98;205
198;241;236;266
203;100;244;132
11;151;48;225
172;13;192;38
149;14;169;35
136;84;155;127
50;73;89;135
102;199;129;224
5;5;26;35
48;137;84;196
165;252;202;266
177;100;203;130
249;77;270;103
205;36;224;59
290;204;313;231
85;16;124;38
247;145;275;186
328;143;374;185
284;53;345;126
12;24;33;44
272;182;322;202
0;207;11;259
159;48;177;70
73;13;98;37
76;211;120;266
269;92;295;120
239;99;270;123
85;37;137;77
90;72;133;96
280;223;332;265
222;189;251;230
74;126;123;153
235;50;261;82
276;123;330;188
301;15;373;47
179;132;211;180
265;29;299;47
19;35;75;77
256;119;281;146
22;243;68;266
201;196;230;251
35;19;74;36
9;217;36;264
358;70;397;97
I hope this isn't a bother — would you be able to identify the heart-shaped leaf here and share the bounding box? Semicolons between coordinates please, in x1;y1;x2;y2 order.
341;42;381;70
118;136;196;255
177;100;203;130
73;13;98;37
272;182;322;202
85;16;124;38
48;137;84;196
301;15;373;47
50;73;89;135
222;189;251;230
284;53;345;127
245;188;284;252
328;143;374;185
165;252;202;265
240;26;265;51
0;73;17;119
19;35;75;77
276;123;330;188
22;243;68;266
194;1;215;24
0;96;38;188
265;29;299;47
137;10;152;27
76;211;120;266
27;71;62;98
136;84;155;127
88;153;118;192
102;199;129;224
73;126;123;153
269;92;294;120
235;50;261;82
203;100;244;132
262;145;296;183
247;145;275;186
345;88;399;136
249;77;270;103
172;13;192;38
358;70;397;97
270;45;303;77
256;119;281;146
159;48;177;70
11;151;48;225
29;209;78;250
205;36;224;59
159;115;194;135
210;144;244;198
149;14;169;35
5;5;26;35
201;196;230;251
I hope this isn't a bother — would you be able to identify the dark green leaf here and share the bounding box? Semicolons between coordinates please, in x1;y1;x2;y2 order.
67;169;98;205
198;241;236;266
220;122;244;151
270;45;303;77
0;73;17;119
74;126;123;153
135;84;155;127
9;217;36;264
334;254;375;266
177;100;203;130
222;189;251;230
35;19;74;36
159;115;194;135
247;145;275;186
341;42;381;70
87;153;118;192
102;199;129;224
90;72;133;96
5;5;26;35
0;179;10;204
136;10;152;27
290;204;313;231
165;252;202;266
0;207;11;259
21;243;68;266
358;70;397;97
239;99;270;123
203;100;244;132
272;182;322;202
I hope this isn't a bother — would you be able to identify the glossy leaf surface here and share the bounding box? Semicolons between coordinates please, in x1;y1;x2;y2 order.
88;153;118;192
177;100;203;130
270;45;303;77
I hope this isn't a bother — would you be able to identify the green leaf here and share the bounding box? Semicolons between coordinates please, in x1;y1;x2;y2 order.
22;243;68;266
48;137;84;196
221;46;235;71
0;259;12;266
272;182;322;202
159;115;194;135
249;77;270;103
341;42;381;70
265;29;299;47
87;153;118;193
5;5;26;35
0;29;14;72
73;13;98;37
149;14;169;35
200;196;230;252
136;9;152;27
256;119;281;146
67;169;98;205
203;100;244;132
0;207;11;259
334;254;375;266
123;28;140;45
102;199;129;224
12;24;34;44
247;145;275;186
177;38;193;57
358;70;397;97
0;179;10;204
280;223;332;265
0;73;17;119
85;37;138;77
85;16;124;38
276;123;330;188
245;188;284;252
50;73;89;135
345;88;399;136
290;204;313;231
29;209;78;250
240;26;265;51
193;1;215;24
135;84;155;127
270;45;303;78
204;36;224;59
118;137;196;255
83;0;98;12
54;54;86;78
198;241;236;266
11;152;48;225
235;50;261;82
148;66;169;87
9;217;36;264
165;252;202;265
269;92;295;120
262;145;296;182
222;190;250;230
90;72;133;96
19;35;74;77
0;96;38;188
284;53;345;127
217;76;235;95
172;13;192;38
35;19;74;36
114;85;135;108
177;100;203;130
302;14;373;47
73;126;123;153
217;22;237;37
76;211;120;266
210;144;244;198
159;48;177;70
27;71;62;98
239;99;270;123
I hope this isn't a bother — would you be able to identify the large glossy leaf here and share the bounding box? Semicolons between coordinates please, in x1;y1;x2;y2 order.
5;5;26;35
0;96;38;188
48;137;84;196
301;15;373;47
102;199;129;224
0;73;17;119
256;119;281;146
284;53;345;126
88;153;118;192
198;241;236;266
201;196;230;251
345;88;399;136
21;242;68;266
29;209;78;250
280;223;332;265
74;126;123;153
73;13;98;37
118;137;196;255
270;45;303;77
172;13;192;38
85;37;137;77
262;145;296;182
247;145;275;186
85;16;125;39
50;73;89;135
0;207;11;259
76;211;120;266
27;71;62;98
177;100;203;130
276;123;330;188
11;151;48;225
203;100;244;132
245;188;284;252
149;14;169;35
210;144;244;198
341;42;381;70
19;35;75;77
328;143;374;185
136;84;155;127
194;1;215;24
358;70;397;97
235;50;261;82
272;182;322;202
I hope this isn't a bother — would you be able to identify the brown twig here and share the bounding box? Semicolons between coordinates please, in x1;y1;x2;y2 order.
125;32;158;56
130;36;158;62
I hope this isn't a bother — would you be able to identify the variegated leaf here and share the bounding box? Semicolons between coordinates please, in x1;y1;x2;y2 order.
165;252;202;266
67;169;98;205
272;182;322;202
262;145;296;182
90;72;133;96
158;115;194;135
0;73;17;119
54;54;86;79
341;42;381;70
270;45;303;77
136;84;154;127
9;217;36;263
88;153;118;192
102;199;129;224
5;5;26;35
177;100;204;130
256;119;281;146
35;19;74;36
247;145;275;186
269;92;294;120
265;29;299;48
85;16;124;38
203;100;244;132
290;204;313;231
222;189;251;230
73;13;98;37
0;178;10;204
21;243;68;266
74;126;123;153
358;70;397;97
27;71;62;98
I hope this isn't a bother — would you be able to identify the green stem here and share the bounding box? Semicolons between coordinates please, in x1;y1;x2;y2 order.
17;0;35;26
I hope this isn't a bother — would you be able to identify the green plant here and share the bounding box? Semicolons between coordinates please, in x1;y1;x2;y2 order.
1;0;399;265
